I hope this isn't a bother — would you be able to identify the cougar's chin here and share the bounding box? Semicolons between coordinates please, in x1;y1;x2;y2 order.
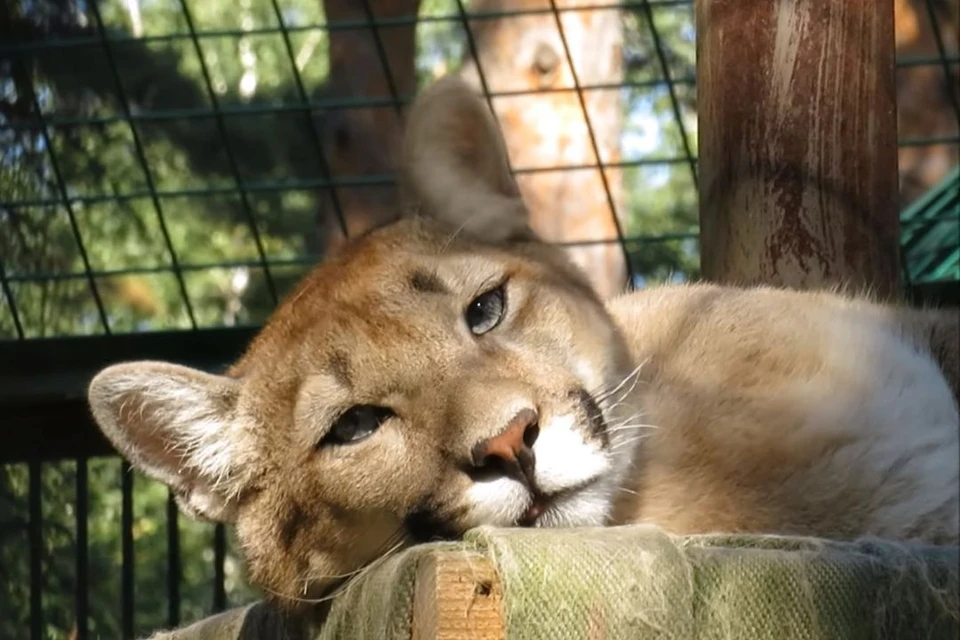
464;475;610;530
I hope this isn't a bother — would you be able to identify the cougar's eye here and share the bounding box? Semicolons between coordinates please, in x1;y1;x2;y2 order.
322;405;392;446
466;285;506;335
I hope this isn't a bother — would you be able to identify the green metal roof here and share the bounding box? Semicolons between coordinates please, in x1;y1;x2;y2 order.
901;166;960;285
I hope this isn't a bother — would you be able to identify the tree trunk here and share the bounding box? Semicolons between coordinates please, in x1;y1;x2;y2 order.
319;0;421;250
458;0;628;299
697;0;903;300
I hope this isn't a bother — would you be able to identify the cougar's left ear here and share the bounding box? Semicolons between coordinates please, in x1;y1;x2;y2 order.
398;76;537;244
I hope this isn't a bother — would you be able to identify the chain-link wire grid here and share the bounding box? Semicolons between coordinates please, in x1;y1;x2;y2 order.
0;0;957;342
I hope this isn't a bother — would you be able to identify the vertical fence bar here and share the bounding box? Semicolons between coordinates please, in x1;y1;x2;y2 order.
268;0;350;239
453;0;502;131
0;257;25;339
175;0;279;305
639;0;699;188
88;0;200;329
213;524;227;612
28;460;42;640
15;68;113;334
547;0;634;287
921;0;960;126
358;0;406;118
696;0;902;297
121;462;135;639
76;457;90;640
166;491;181;628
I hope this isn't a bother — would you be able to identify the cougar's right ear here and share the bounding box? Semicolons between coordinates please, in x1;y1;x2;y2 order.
87;361;254;523
398;76;537;244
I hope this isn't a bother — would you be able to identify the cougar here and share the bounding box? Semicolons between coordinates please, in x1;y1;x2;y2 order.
87;76;960;608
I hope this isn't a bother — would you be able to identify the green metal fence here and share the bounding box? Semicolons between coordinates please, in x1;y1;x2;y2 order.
0;1;958;638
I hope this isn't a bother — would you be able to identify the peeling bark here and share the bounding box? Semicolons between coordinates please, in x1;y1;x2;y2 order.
697;0;902;300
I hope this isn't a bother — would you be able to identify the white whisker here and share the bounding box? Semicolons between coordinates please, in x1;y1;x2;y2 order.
438;215;474;254
610;432;656;452
594;360;648;405
606;422;660;434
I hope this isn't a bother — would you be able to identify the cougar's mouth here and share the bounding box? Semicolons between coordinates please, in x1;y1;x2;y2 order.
404;504;464;543
516;477;599;528
518;499;546;527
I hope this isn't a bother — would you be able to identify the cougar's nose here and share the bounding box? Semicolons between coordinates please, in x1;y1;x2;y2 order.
471;408;539;484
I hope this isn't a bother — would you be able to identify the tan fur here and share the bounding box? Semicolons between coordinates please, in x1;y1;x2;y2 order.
87;76;960;610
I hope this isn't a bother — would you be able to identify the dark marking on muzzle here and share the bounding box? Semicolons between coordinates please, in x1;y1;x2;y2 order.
574;388;609;447
280;502;312;550
404;505;463;544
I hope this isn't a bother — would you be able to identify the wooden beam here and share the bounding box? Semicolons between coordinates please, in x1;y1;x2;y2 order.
412;552;504;640
696;0;902;299
0;328;256;462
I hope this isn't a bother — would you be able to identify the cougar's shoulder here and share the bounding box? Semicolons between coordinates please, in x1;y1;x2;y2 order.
605;283;959;543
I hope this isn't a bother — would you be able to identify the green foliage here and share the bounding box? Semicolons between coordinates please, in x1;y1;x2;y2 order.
0;460;259;638
621;4;700;284
0;0;702;636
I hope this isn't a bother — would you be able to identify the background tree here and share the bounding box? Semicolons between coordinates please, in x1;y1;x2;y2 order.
455;0;630;298
316;0;420;249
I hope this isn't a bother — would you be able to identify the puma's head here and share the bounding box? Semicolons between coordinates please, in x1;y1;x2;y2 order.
87;76;636;606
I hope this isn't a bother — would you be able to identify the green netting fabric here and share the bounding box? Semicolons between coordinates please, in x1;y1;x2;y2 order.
143;601;300;640
143;542;462;640
468;525;959;639
316;541;463;639
146;525;959;640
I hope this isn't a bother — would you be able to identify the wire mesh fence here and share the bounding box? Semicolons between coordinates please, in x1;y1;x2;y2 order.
0;1;958;638
2;0;957;340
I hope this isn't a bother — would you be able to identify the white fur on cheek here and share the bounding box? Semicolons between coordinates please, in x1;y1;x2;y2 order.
539;484;613;528
464;477;528;527
570;355;603;397
533;414;610;494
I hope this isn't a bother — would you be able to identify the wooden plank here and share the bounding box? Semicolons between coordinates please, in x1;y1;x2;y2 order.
0;327;256;462
412;551;504;640
696;0;902;298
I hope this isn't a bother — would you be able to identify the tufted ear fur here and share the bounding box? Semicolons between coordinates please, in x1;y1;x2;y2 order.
87;361;252;523
399;75;536;244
